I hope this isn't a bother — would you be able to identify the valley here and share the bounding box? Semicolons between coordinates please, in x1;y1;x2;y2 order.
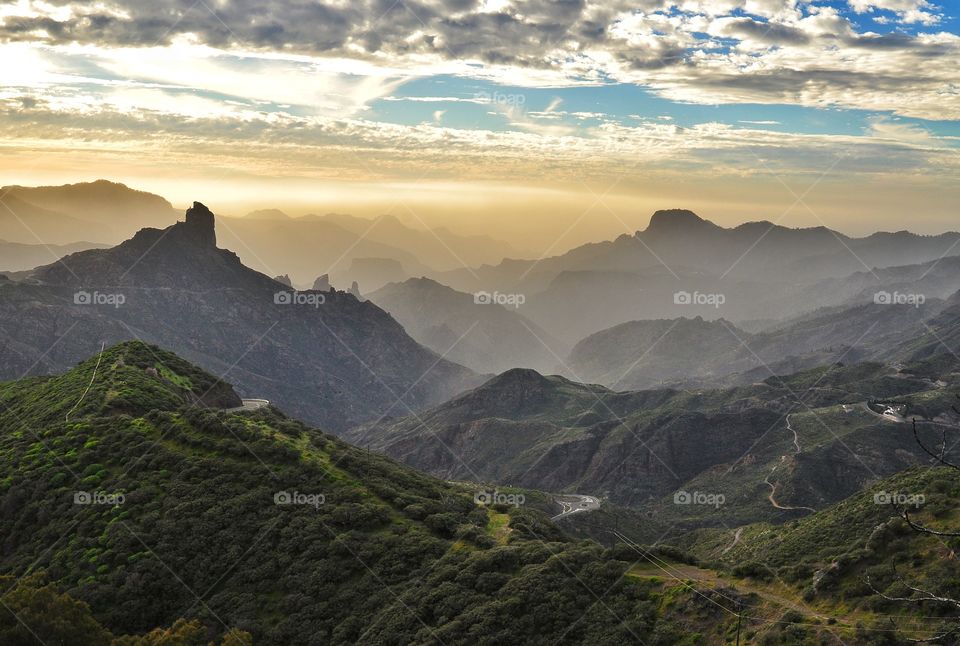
1;175;959;645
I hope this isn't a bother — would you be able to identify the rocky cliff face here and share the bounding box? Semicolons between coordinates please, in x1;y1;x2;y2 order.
184;201;216;247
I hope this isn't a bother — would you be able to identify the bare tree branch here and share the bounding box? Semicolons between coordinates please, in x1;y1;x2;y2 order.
867;399;960;642
865;572;960;643
897;504;960;538
912;418;960;471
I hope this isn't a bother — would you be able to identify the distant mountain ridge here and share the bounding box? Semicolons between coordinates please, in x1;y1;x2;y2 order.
0;179;177;244
0;239;108;272
367;276;566;374
0;193;114;245
0;180;524;294
635;209;960;278
430;209;960;345
436;208;960;293
566;292;956;391
222;209;524;290
567;317;748;389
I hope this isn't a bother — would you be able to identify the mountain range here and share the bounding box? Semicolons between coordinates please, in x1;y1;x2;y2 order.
216;210;524;292
0;341;687;644
566;292;957;391
1;180;526;294
429;209;960;345
0;181;958;642
0;201;480;432
0;239;109;273
0;180;178;244
348;359;957;533
5;341;957;643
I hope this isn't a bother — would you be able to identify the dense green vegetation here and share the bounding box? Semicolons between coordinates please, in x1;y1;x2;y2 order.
0;341;732;645
0;572;252;644
2;341;957;644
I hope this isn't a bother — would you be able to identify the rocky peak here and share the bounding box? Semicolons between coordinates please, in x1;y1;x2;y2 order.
349;281;362;299
445;368;561;418
313;274;330;291
641;209;719;237
275;274;293;287
183;201;216;247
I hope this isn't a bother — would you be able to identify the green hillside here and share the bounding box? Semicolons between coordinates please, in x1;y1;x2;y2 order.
675;466;960;643
0;341;707;645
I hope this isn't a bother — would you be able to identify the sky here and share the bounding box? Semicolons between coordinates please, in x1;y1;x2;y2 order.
0;0;958;250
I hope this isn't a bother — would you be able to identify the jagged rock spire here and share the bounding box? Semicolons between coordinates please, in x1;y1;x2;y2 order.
313;274;330;291
184;201;216;247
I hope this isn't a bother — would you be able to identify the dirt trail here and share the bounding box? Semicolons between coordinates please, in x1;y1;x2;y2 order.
65;342;106;422
764;457;815;513
720;527;743;555
629;560;825;619
786;414;800;454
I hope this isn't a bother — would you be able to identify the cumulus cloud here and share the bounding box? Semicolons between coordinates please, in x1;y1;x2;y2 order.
866;116;943;146
0;0;956;121
847;0;943;25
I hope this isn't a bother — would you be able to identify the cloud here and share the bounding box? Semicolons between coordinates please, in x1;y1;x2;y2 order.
866;116;942;146
3;88;954;183
847;0;943;25
709;16;811;46
382;95;489;103
0;1;958;121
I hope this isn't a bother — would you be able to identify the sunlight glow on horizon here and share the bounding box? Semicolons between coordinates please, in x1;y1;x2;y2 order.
0;0;957;249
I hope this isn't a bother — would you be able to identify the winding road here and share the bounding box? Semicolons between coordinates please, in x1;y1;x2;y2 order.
859;401;907;423
226;398;271;412
551;494;601;521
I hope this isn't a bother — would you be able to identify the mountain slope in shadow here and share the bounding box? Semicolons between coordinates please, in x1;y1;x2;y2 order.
0;202;481;432
367;276;566;374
